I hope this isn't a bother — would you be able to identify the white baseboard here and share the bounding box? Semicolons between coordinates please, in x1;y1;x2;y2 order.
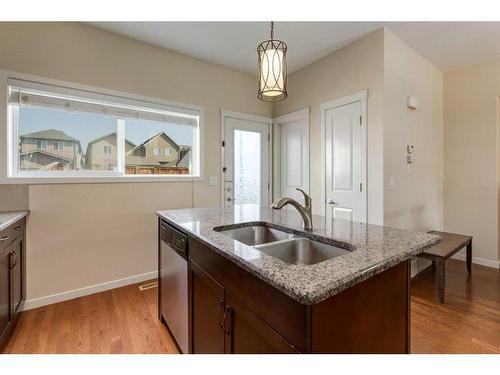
22;271;158;311
451;253;499;269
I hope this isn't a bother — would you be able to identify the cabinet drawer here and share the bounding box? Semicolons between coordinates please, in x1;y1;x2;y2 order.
10;219;25;240
0;227;12;252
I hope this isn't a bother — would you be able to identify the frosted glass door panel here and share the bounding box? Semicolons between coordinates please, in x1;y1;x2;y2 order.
223;115;269;208
234;129;261;205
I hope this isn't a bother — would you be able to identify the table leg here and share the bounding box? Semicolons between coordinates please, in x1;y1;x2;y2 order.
466;241;472;274
436;258;445;303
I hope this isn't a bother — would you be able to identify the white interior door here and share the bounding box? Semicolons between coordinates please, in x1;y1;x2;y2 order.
222;112;270;208
275;109;309;204
325;100;366;222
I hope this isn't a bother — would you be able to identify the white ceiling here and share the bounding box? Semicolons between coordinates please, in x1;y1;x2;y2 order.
88;22;500;74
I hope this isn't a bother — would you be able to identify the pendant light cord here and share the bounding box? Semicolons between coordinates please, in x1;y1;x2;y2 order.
270;21;274;40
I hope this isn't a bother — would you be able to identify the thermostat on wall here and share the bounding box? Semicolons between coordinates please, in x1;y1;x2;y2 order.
407;96;419;110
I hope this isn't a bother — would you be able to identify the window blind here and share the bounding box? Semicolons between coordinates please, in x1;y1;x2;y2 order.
8;79;199;127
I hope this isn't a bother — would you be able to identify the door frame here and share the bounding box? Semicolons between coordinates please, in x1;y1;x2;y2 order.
320;90;368;219
220;109;273;208
272;108;310;202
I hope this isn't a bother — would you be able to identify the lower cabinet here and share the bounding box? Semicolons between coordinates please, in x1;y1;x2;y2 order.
0;219;26;352
191;262;225;353
190;261;297;354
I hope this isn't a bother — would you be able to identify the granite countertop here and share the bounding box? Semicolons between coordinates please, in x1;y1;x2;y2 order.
157;205;441;305
0;210;29;231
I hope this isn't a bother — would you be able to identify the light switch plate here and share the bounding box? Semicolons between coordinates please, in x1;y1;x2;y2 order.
208;176;217;186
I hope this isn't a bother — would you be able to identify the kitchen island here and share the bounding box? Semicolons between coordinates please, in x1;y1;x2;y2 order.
157;205;440;354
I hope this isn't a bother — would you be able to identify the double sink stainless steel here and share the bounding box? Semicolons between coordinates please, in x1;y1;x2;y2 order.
215;225;351;266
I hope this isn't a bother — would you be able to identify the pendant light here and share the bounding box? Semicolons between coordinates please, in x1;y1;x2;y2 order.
257;21;288;102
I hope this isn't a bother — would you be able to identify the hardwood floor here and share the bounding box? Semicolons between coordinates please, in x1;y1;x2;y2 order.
3;259;499;354
411;259;499;354
3;280;179;354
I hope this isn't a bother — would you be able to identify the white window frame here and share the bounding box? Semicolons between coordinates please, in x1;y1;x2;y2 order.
0;70;204;184
36;139;48;149
153;146;161;156
103;145;112;155
165;147;171;156
54;141;64;150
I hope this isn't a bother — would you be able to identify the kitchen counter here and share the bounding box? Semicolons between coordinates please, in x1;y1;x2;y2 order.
0;210;29;232
157;205;440;305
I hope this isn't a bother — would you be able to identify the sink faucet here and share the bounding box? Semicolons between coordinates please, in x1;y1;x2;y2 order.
271;188;313;230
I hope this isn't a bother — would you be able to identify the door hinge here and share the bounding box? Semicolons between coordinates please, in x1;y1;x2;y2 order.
268;182;270;190
268;133;270;142
223;167;227;173
359;116;362;125
222;140;225;147
360;183;363;192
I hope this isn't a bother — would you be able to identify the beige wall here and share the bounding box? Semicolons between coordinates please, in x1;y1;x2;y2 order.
0;22;272;301
444;58;500;264
383;29;444;232
0;184;28;211
274;29;385;224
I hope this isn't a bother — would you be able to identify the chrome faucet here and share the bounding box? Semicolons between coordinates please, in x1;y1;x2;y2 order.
271;188;313;230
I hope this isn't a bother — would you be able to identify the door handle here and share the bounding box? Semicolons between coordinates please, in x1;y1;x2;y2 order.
14;226;22;231
217;299;224;328
0;235;9;242
327;199;339;205
10;251;19;269
223;305;231;335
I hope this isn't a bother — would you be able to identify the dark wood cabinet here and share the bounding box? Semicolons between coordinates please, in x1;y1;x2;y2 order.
0;246;11;344
224;291;298;353
0;217;26;352
189;259;298;354
190;262;225;354
10;236;24;317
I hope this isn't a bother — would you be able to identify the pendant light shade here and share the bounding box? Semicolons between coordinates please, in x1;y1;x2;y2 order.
257;22;288;102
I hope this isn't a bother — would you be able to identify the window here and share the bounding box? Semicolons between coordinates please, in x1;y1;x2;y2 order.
36;139;48;149
7;78;201;179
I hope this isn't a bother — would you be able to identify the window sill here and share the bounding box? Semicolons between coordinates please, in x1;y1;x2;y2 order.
2;174;204;184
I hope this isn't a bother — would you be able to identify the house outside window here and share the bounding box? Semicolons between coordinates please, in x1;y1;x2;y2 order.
6;76;202;180
36;140;48;149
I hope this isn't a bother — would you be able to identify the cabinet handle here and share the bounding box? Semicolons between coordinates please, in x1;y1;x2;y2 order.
14;226;22;231
0;235;8;242
217;299;224;328
223;306;231;335
10;251;19;269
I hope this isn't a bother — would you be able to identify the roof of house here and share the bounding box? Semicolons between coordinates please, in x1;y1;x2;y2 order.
176;148;191;168
20;129;78;142
87;132;136;148
132;132;180;151
20;149;73;162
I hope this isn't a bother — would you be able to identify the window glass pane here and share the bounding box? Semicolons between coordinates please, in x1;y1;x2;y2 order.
233;129;261;205
18;107;117;172
124;119;193;175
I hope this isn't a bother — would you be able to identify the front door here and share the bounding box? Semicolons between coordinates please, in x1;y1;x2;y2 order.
222;112;270;208
325;101;366;222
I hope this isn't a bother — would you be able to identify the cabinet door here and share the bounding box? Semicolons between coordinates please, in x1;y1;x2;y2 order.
224;292;298;354
190;262;225;353
11;236;24;317
0;247;11;344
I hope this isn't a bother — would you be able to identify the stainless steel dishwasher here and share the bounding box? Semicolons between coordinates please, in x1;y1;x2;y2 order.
159;220;188;353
